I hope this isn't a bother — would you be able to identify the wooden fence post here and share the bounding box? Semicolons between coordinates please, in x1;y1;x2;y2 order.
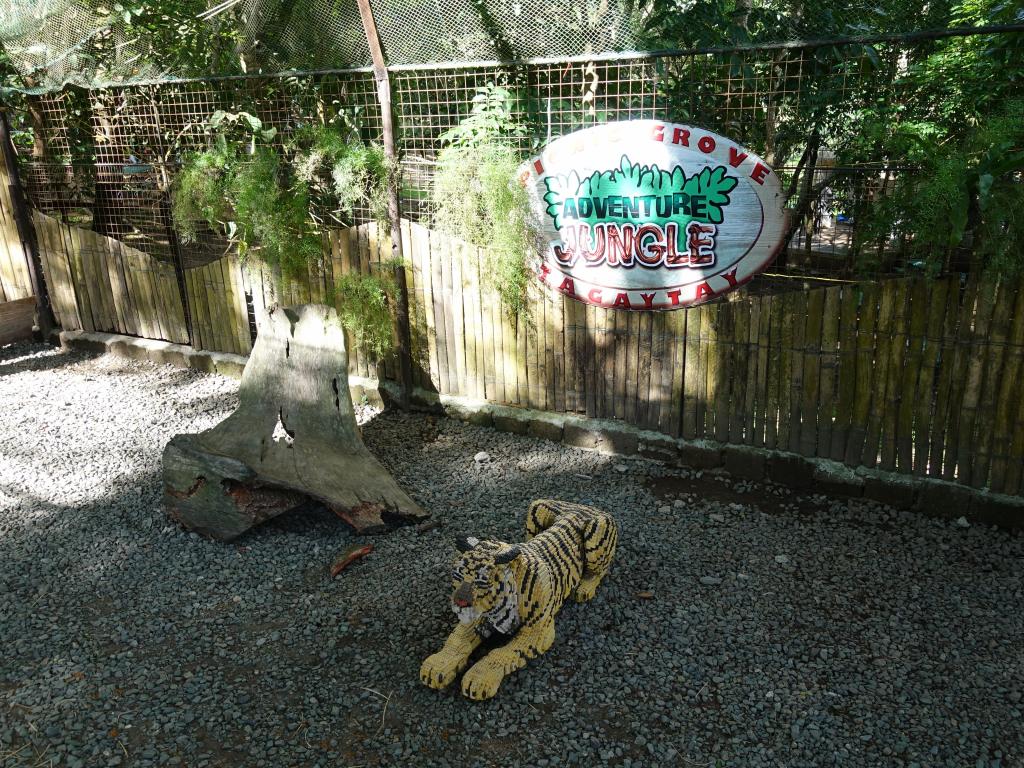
357;0;414;408
0;109;56;341
147;92;195;347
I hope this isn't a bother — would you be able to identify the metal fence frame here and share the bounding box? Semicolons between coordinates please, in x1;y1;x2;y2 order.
19;27;1024;284
6;27;1024;493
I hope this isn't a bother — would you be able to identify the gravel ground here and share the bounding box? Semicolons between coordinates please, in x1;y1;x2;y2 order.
1;341;1023;768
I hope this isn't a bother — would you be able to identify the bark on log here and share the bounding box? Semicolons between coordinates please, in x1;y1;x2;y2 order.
163;303;427;540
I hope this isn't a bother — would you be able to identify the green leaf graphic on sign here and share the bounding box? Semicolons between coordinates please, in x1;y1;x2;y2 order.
542;156;738;234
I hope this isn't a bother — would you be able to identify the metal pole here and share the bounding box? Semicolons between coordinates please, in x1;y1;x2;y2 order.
0;109;56;342
357;0;414;408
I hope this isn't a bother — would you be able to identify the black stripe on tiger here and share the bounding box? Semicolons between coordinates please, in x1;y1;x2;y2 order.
420;499;618;701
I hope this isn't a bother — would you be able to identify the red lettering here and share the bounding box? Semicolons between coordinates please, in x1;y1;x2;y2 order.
641;293;656;308
722;267;740;288
533;159;544;174
652;124;665;142
672;127;690;146
558;276;576;298
605;224;636;267
666;289;682;306
695;282;715;301
613;292;632;309
580;224;607;264
686;222;716;265
634;224;666;266
728;146;748;168
588;288;603;304
750;163;770;185
554;226;583;267
697;135;716;154
538;262;552;283
553;242;577;267
664;222;683;266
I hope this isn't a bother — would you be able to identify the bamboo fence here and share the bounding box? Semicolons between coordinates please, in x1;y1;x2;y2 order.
0;146;33;304
19;208;1024;496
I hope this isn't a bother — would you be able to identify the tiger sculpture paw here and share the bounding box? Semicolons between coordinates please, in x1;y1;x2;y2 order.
573;576;602;603
419;499;617;700
419;650;467;689
460;658;505;701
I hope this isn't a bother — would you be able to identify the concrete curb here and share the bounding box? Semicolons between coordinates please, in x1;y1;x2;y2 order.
58;329;386;407
59;330;247;379
380;381;1024;530
59;329;1024;529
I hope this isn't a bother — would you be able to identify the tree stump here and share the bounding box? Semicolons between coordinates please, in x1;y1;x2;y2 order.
163;303;427;540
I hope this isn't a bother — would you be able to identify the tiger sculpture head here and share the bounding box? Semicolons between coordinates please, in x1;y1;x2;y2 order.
450;536;521;634
423;500;617;700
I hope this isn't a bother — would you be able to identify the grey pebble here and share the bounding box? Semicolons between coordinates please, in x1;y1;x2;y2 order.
0;341;1022;768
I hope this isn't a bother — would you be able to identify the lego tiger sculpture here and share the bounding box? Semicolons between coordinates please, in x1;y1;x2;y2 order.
420;499;618;700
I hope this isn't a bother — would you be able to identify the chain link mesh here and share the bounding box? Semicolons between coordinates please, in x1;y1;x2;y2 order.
234;0;371;72
1;0;644;91
15;38;986;283
211;0;645;70
367;0;642;65
0;0;167;91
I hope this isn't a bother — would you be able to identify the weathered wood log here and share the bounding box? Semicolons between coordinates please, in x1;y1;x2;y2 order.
163;303;427;540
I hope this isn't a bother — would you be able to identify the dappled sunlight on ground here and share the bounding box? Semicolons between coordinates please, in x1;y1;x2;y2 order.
1;341;1022;768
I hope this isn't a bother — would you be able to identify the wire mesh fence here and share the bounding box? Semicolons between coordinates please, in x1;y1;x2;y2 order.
6;30;1024;491
0;0;645;91
14;34;1002;285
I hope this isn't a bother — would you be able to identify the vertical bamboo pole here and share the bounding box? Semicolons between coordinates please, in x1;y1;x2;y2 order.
0;110;55;339
357;0;413;407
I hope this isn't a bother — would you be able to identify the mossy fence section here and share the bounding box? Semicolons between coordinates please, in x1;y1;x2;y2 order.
15;210;1024;496
0;149;38;344
0;147;34;303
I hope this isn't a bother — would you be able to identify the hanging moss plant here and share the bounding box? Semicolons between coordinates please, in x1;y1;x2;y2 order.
333;268;398;359
432;141;537;316
290;124;395;228
170;141;234;245
429;83;541;317
171;113;398;355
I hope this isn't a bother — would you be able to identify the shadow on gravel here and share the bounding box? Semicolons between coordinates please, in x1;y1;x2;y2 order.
0;342;99;377
3;376;1024;768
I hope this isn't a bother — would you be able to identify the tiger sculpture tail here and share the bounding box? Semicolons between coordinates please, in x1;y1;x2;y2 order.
420;499;618;700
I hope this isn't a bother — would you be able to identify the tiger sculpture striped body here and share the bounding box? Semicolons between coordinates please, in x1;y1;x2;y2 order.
420;499;618;700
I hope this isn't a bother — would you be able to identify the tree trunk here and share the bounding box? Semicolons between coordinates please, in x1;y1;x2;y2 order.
163;303;427;541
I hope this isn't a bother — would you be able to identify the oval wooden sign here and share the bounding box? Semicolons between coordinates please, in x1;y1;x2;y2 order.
520;121;787;310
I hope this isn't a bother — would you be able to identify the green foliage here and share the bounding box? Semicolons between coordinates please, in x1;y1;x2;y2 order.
543;157;738;230
433;141;537;317
229;146;321;276
209;109;278;148
641;0;1024;277
1;0;243;93
172;117;391;277
439;84;527;148
110;1;244;80
432;83;539;317
291;124;393;227
333;268;397;359
841;0;1024;275
171;140;321;277
857;101;1024;275
641;0;958;51
170;141;233;245
171;113;397;354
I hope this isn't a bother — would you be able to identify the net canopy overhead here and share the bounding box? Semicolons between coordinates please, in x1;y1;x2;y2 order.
0;0;173;91
0;0;645;93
